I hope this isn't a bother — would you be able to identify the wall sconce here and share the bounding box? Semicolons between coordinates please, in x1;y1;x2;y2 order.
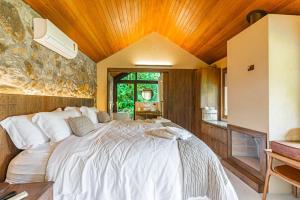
248;65;255;71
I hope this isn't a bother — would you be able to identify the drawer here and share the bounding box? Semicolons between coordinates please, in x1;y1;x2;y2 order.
216;128;228;144
201;122;209;134
219;143;228;159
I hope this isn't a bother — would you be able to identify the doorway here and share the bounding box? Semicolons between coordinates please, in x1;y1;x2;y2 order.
108;70;165;120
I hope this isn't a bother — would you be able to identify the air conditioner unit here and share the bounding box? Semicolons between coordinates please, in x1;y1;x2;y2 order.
33;18;78;59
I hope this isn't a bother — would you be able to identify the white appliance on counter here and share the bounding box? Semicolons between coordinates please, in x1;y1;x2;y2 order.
202;107;218;121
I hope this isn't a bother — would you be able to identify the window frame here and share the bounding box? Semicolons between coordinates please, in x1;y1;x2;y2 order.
222;68;228;119
113;72;160;119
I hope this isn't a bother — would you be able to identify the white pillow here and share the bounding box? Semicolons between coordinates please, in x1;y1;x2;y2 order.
64;107;80;112
54;108;63;112
0;115;49;149
80;106;98;124
32;110;81;142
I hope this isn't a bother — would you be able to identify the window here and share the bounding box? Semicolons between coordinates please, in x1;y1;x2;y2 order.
137;72;160;81
222;68;228;118
114;72;160;119
121;72;136;80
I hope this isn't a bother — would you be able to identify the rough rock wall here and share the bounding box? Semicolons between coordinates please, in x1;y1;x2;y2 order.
0;0;96;98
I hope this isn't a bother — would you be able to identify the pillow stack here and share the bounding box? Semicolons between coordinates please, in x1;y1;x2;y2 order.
32;109;81;142
0;115;48;149
0;106;112;149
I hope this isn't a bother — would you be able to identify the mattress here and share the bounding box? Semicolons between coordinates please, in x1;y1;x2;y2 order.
6;143;56;183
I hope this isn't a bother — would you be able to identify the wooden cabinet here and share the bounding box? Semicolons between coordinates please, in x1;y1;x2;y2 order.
194;67;221;136
200;67;221;110
201;121;228;159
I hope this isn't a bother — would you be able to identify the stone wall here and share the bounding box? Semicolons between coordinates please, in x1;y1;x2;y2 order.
0;0;96;98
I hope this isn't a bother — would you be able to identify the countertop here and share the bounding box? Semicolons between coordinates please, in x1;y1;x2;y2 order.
202;119;228;129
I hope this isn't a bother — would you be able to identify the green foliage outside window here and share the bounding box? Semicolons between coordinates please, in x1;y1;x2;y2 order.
117;72;160;118
117;83;134;117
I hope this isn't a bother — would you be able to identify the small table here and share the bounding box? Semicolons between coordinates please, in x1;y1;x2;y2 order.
0;182;53;200
135;110;162;120
263;144;300;200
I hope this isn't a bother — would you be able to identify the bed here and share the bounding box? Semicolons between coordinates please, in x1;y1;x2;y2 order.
0;94;238;200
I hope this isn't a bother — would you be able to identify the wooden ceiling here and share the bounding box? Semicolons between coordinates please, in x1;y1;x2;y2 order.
24;0;300;64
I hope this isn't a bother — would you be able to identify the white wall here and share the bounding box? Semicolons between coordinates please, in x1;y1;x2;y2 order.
228;14;300;194
268;15;300;141
97;32;208;111
268;15;300;193
212;57;227;69
227;17;269;133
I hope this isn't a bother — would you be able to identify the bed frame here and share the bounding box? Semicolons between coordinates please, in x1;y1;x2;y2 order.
0;93;94;182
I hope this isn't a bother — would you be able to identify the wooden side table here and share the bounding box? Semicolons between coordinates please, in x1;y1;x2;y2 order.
135;110;162;120
262;149;300;200
0;182;53;200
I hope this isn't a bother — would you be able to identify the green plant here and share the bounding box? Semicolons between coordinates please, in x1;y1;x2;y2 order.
117;72;160;119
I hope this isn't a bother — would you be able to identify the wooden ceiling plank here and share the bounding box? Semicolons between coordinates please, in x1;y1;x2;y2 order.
194;0;292;58
94;0;120;52
114;0;130;47
178;0;217;46
169;0;195;42
102;0;126;51
24;0;300;63
158;0;176;35
167;0;187;38
67;0;111;56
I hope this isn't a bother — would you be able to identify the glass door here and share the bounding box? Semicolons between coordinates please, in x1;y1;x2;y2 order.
116;83;134;119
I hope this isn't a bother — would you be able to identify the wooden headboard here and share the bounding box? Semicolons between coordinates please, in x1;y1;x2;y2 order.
0;93;94;182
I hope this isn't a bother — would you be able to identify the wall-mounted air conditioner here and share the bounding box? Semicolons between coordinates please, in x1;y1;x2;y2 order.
33;18;78;59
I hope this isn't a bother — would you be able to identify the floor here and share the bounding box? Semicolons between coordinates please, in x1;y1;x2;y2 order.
225;168;298;200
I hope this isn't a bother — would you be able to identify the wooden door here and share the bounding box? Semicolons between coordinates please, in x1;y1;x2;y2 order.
167;69;195;132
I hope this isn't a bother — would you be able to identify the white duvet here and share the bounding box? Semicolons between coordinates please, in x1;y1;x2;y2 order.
46;120;183;200
45;120;237;200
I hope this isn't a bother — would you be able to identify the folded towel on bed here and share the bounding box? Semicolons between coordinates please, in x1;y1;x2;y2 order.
144;126;192;140
144;117;171;124
165;126;192;140
144;127;177;140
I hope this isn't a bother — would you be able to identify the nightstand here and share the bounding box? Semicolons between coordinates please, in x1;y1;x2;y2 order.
0;182;53;200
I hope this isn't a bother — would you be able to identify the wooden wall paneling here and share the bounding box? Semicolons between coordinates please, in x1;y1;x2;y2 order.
190;71;196;134
0;93;94;181
200;67;208;108
208;67;221;110
0;126;20;183
162;72;169;119
167;69;195;132
200;67;221;119
194;69;202;136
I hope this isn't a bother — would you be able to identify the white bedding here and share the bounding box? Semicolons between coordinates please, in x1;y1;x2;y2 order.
47;120;183;200
7;120;237;200
6;143;56;183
